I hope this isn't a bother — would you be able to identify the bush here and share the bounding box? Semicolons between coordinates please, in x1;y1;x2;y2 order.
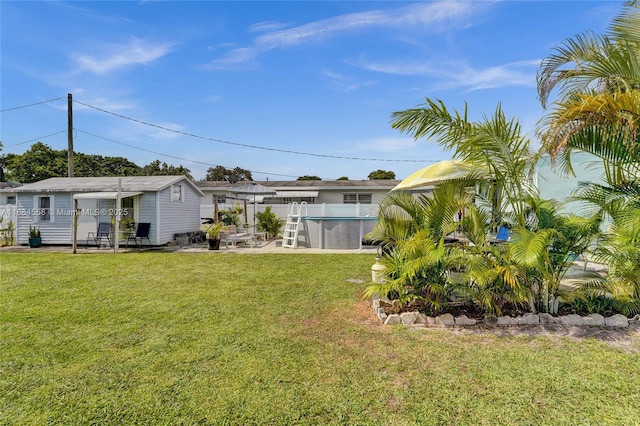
255;207;285;239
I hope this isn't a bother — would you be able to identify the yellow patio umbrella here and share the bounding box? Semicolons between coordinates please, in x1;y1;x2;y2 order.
391;160;484;191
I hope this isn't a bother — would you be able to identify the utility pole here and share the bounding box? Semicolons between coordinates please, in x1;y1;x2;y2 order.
67;93;74;177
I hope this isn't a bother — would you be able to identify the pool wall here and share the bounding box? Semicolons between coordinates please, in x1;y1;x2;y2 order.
298;217;378;249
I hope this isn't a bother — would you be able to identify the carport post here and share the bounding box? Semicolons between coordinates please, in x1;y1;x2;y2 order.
72;198;79;253
114;179;121;253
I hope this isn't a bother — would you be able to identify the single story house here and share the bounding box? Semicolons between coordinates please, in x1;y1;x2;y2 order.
197;179;399;218
7;176;203;246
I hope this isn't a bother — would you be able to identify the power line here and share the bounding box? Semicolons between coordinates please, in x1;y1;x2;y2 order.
75;128;300;179
73;99;436;163
0;96;66;113
3;131;68;147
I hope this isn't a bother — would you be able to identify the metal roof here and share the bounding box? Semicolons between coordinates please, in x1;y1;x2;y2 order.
9;176;204;196
196;179;400;191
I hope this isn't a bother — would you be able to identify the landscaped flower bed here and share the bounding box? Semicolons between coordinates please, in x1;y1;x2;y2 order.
372;296;640;329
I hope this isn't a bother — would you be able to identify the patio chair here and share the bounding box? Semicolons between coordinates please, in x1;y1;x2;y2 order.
126;222;151;250
220;224;259;248
87;222;113;249
489;226;510;245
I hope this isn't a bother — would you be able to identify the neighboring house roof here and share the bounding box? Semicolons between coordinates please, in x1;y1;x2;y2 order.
196;180;400;191
9;176;205;196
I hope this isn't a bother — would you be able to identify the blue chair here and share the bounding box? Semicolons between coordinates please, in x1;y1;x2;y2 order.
87;222;112;249
490;226;510;245
497;226;510;241
126;222;151;250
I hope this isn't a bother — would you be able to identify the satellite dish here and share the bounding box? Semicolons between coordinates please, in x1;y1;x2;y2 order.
227;176;238;184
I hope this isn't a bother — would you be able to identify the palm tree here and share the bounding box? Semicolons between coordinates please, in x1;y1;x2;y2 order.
536;2;640;316
508;196;601;313
365;190;425;251
594;206;640;316
362;230;456;314
536;2;640;183
391;100;537;230
575;182;640;315
363;182;478;312
452;205;532;315
365;181;533;316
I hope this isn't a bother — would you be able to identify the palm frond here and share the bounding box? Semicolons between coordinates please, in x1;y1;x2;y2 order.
509;228;555;267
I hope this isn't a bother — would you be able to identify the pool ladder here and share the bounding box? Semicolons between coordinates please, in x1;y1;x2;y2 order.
282;201;307;248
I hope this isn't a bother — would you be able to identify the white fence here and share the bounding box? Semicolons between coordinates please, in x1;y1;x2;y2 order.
199;203;380;224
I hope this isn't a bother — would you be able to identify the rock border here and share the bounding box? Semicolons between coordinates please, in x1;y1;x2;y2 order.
372;296;640;329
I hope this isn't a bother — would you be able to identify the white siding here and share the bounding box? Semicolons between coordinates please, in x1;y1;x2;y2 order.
15;193;73;244
136;193;158;244
157;183;202;244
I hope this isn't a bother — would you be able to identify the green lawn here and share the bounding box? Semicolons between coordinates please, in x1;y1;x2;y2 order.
1;252;639;425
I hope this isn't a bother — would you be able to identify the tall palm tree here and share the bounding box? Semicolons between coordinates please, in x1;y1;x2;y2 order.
536;2;640;317
391;100;537;229
536;2;640;182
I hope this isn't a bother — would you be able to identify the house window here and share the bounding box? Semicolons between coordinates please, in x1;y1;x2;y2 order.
343;193;372;204
214;194;226;204
35;195;53;222
171;184;184;202
6;196;16;205
121;197;135;221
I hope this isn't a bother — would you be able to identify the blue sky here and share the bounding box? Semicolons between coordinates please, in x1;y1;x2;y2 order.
0;1;621;181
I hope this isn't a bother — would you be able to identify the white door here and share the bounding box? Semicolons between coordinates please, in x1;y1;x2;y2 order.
77;199;99;242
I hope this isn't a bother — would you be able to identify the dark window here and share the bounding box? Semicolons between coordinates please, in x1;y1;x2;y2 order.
39;196;51;221
343;193;372;204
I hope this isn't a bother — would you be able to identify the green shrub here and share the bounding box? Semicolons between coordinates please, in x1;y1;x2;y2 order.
255;206;285;239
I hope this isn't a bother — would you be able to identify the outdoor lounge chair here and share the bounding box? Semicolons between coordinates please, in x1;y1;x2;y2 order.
87;222;112;249
489;226;510;245
220;225;259;248
126;222;151;250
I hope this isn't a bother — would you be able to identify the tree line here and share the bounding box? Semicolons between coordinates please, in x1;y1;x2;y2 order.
0;142;398;183
0;142;194;183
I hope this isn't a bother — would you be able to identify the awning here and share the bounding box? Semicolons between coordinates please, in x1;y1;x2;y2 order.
73;191;143;200
274;191;319;198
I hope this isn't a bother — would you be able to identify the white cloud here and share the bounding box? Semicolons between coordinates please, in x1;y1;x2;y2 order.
354;58;539;92
254;2;478;49
72;38;174;74
248;20;290;33
445;60;539;92
202;47;259;71
203;1;482;70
